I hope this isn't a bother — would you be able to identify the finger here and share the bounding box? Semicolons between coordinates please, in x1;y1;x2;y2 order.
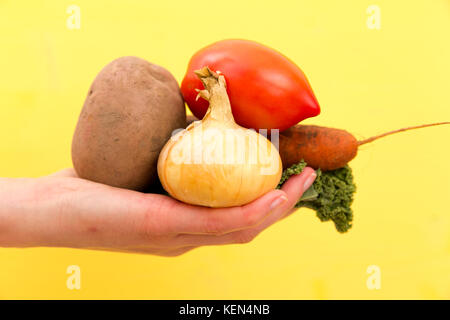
276;166;316;215
86;245;197;257
163;168;317;247
47;168;78;178
277;167;317;219
161;246;197;257
234;167;316;234
236;166;316;228
127;246;197;256
159;189;289;236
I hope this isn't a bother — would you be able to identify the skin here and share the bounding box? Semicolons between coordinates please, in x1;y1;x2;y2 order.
0;167;316;256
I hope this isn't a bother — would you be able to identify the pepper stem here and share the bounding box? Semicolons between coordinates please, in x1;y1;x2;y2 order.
194;66;235;124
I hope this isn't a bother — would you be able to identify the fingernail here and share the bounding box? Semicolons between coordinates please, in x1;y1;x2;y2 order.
270;195;288;211
303;172;317;191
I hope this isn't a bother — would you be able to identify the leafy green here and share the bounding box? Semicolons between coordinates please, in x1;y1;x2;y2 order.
277;160;356;233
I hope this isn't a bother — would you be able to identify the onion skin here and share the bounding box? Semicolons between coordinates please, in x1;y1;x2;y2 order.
158;67;282;208
158;122;282;207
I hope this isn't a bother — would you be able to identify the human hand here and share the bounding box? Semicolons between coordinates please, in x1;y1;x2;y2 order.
0;167;316;256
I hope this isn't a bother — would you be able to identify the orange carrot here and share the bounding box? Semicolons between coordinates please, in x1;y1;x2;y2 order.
279;122;450;171
186;115;449;171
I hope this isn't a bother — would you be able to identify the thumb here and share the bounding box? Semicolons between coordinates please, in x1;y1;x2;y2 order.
47;168;78;178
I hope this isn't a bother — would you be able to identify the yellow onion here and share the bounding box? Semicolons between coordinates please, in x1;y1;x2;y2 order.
157;67;282;207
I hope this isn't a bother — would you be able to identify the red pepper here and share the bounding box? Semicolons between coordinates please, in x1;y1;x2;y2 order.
181;39;320;131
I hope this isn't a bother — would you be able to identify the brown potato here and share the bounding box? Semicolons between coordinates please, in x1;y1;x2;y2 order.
72;56;186;191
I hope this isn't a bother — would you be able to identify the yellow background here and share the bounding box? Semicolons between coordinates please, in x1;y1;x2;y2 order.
0;0;449;299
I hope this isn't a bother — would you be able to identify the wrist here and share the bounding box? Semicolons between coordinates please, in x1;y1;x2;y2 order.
0;177;52;247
